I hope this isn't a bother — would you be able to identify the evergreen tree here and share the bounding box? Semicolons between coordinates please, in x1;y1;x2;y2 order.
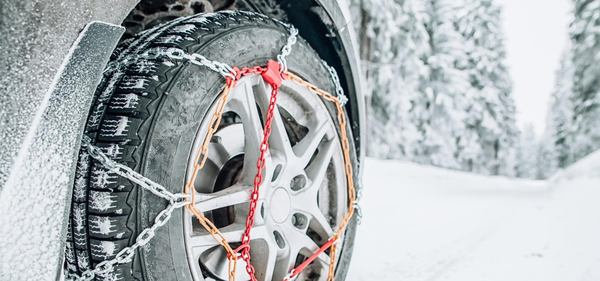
350;0;429;159
454;0;518;176
516;124;538;179
350;0;521;176
537;131;557;179
410;0;469;169
570;0;600;161
546;46;575;170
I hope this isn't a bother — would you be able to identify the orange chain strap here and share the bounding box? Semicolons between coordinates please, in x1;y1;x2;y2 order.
183;63;356;281
183;79;240;281
284;71;356;281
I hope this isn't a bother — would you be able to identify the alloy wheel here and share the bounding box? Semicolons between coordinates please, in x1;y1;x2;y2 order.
183;74;348;281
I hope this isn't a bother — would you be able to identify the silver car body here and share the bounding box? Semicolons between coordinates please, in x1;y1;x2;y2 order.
0;1;364;280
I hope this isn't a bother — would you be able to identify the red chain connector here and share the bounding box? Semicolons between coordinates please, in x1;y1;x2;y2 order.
261;60;284;88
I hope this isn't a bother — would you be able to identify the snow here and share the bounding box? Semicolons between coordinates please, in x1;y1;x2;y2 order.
0;0;134;188
347;157;600;281
102;116;130;137
120;77;148;89
89;190;117;212
90;216;115;236
171;24;198;34
91;166;117;189
92;240;117;258
76;251;90;270
551;149;600;181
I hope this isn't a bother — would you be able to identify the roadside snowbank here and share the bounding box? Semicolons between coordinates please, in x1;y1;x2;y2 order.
347;157;600;281
550;149;600;182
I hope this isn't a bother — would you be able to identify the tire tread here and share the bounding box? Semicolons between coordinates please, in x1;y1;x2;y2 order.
66;11;288;281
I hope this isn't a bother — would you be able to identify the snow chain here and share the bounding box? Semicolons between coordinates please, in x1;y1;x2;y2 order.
67;19;361;281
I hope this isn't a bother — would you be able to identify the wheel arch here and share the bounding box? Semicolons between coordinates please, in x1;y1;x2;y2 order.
123;0;366;165
263;0;366;166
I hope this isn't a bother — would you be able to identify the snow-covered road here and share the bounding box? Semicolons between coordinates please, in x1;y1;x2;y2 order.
347;157;600;281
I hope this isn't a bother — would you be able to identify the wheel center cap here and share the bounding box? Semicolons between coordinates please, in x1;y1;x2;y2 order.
269;187;291;223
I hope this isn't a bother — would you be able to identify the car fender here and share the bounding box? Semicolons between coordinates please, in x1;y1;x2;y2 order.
0;22;124;281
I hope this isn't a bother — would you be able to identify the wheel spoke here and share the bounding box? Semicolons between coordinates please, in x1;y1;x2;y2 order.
304;138;335;189
293;204;334;238
293;120;331;169
254;78;295;160
310;208;335;238
279;223;328;275
227;79;265;183
189;223;269;250
272;226;302;279
255;232;278;281
207;138;232;168
190;224;270;281
189;223;245;250
270;107;295;160
194;183;251;212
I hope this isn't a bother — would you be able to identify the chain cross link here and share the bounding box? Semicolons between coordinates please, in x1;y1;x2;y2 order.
277;25;298;72
66;139;190;281
83;136;188;204
321;60;349;106
165;48;236;79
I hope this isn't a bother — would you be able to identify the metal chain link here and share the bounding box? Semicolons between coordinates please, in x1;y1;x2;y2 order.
319;61;361;225
322;61;362;223
277;24;298;72
165;47;236;79
321;60;349;106
82;136;188;204
238;66;282;280
320;60;362;224
182;80;241;281
283;71;358;281
166;23;298;78
354;188;363;224
67;21;357;281
66;139;189;281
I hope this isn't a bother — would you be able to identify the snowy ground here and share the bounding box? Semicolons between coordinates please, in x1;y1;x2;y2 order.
347;156;600;281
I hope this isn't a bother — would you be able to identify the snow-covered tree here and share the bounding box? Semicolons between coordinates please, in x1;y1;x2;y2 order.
515;124;538;179
545;46;575;173
537;133;557;179
569;0;600;161
350;0;429;159
350;0;520;176
408;0;470;169
454;0;518;175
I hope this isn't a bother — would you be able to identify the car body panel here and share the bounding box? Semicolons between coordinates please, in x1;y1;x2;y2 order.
0;22;125;281
315;0;366;168
0;0;137;190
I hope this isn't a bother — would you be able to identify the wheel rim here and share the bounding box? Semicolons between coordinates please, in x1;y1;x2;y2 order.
183;75;347;281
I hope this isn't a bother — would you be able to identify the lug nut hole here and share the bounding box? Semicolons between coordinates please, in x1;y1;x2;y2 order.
292;213;308;229
290;174;307;191
272;164;283;182
273;231;286;249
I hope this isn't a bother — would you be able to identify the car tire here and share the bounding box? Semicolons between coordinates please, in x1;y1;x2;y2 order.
65;11;359;281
